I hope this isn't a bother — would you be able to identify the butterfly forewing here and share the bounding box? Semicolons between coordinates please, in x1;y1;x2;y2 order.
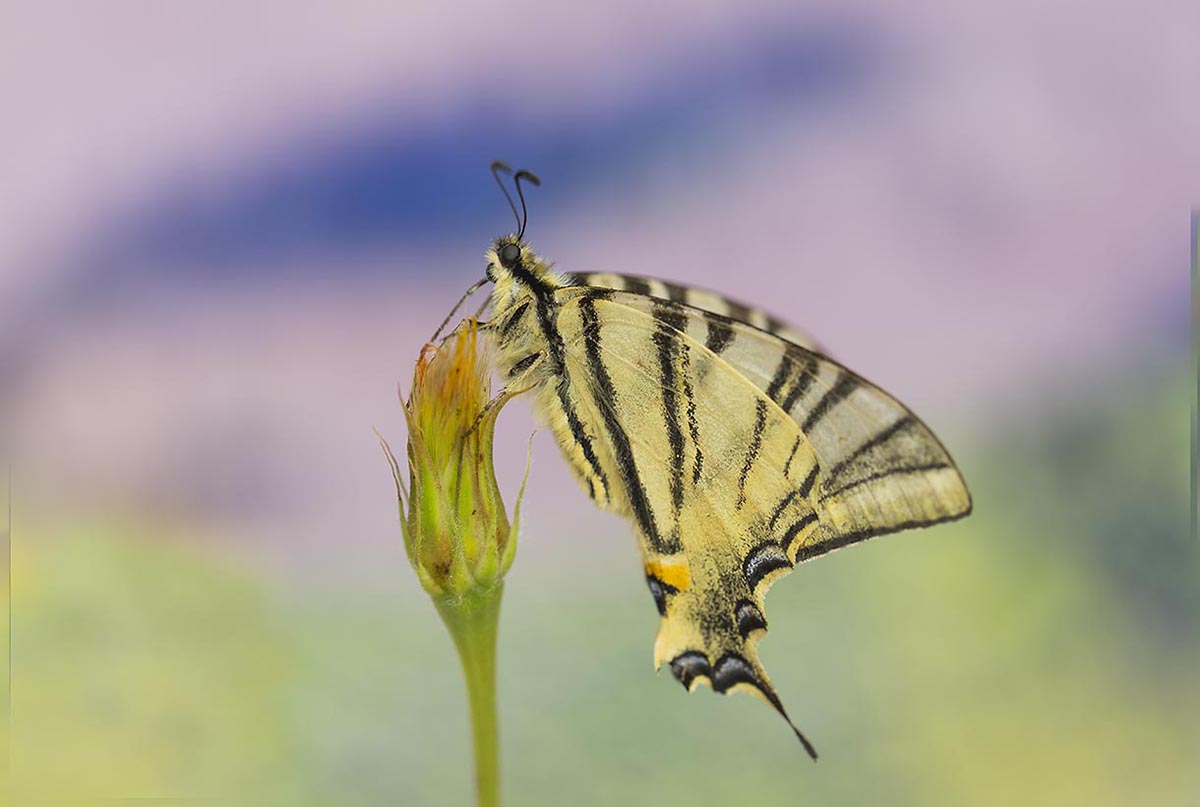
572;288;973;546
570;271;823;352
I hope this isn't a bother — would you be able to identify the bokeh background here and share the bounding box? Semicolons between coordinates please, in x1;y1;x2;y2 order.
2;3;1196;805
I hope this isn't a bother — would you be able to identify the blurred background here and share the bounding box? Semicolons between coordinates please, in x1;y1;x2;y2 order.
2;2;1196;805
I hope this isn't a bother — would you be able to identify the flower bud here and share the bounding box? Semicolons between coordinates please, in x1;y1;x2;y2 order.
381;319;522;599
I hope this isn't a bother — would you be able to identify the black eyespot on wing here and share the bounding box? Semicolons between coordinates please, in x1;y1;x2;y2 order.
646;574;679;617
743;541;792;590
669;651;712;690
710;653;762;695
734;599;767;638
500;243;521;267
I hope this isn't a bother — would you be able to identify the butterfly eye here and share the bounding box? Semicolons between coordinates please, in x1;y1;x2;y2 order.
499;243;521;267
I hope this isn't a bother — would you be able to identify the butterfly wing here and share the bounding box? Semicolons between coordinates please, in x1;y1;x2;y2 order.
569;271;824;352
548;287;969;754
569;288;973;546
552;289;822;752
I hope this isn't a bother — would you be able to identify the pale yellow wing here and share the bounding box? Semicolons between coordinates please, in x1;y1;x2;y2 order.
568;271;823;351
546;288;969;755
552;290;821;752
567;288;973;547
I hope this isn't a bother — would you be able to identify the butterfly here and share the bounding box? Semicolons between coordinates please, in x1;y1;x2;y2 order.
462;162;972;758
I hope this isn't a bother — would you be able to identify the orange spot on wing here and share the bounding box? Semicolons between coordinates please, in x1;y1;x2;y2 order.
646;559;691;592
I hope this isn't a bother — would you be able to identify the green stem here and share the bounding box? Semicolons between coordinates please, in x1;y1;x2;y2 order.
435;584;503;807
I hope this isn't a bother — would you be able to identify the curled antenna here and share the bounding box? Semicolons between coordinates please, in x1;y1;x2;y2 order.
490;161;520;232
514;169;541;239
430;276;490;343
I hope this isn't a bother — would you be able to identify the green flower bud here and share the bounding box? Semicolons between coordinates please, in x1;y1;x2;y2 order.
381;318;523;599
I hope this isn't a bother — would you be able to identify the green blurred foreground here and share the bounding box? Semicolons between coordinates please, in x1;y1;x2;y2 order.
5;356;1196;806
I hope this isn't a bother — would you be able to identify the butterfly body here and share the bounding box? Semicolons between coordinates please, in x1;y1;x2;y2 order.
483;234;971;757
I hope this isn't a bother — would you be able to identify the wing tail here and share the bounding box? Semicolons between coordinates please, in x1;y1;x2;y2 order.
654;601;819;760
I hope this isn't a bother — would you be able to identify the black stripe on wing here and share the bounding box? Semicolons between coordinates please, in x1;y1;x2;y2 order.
568;271;809;345
577;296;678;554
651;304;688;527
679;340;704;485
799;372;860;433
736;399;769;509
534;294;610;502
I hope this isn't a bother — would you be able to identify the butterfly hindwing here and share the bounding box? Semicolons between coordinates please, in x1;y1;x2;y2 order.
552;288;830;750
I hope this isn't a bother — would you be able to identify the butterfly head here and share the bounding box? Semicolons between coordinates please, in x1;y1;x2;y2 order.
484;236;525;283
485;236;566;295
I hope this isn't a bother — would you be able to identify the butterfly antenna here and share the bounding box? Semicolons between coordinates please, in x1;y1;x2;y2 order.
430;276;490;343
514;169;541;240
490;161;521;233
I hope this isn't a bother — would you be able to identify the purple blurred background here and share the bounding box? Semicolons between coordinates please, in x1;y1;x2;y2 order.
3;3;1195;804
